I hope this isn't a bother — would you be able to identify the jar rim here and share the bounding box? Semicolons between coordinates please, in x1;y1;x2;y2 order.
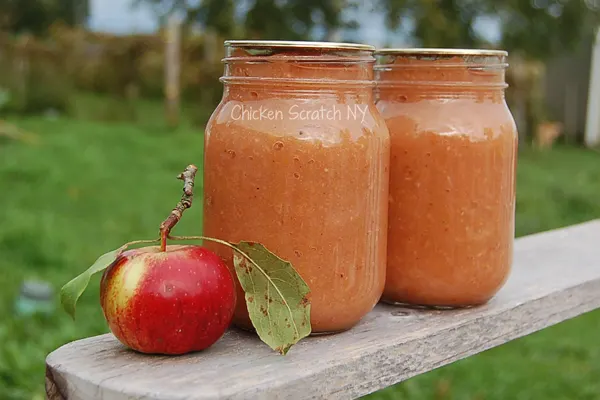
375;48;508;57
224;40;375;52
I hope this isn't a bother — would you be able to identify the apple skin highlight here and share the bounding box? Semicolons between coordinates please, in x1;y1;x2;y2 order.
100;244;236;355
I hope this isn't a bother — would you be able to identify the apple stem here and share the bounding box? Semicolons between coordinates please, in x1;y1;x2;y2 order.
159;164;199;252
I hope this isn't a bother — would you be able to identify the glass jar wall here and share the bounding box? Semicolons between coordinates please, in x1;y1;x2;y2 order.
203;41;391;333
375;48;518;307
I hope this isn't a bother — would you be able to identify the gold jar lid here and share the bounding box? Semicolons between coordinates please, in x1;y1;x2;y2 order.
225;40;375;52
375;48;508;57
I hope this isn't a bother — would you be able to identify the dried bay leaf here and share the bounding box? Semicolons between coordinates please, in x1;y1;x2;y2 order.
233;241;311;355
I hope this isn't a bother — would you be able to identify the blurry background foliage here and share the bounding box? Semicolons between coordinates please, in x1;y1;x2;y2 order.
1;1;600;400
0;0;596;135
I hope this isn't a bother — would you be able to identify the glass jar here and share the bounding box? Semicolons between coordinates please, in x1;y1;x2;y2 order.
203;40;390;333
375;48;518;307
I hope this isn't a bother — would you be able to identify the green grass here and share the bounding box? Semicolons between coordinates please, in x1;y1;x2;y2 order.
0;117;205;399
69;92;213;130
1;117;599;399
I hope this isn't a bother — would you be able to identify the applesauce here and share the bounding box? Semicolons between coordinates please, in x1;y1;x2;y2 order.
203;41;390;333
375;49;518;307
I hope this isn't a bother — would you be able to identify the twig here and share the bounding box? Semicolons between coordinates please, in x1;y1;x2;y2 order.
159;164;198;251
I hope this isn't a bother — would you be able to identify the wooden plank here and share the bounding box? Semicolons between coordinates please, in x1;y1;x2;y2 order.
46;219;600;400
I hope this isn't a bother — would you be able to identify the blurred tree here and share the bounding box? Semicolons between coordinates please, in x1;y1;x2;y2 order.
378;0;600;60
55;0;90;27
497;0;600;59
133;0;600;59
244;0;350;40
132;0;237;36
378;0;489;48
133;0;354;40
0;0;89;36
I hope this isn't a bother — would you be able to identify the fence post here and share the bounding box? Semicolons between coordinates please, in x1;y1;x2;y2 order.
585;27;600;147
165;15;181;128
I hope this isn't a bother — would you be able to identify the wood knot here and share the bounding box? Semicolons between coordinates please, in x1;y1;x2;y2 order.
390;310;411;317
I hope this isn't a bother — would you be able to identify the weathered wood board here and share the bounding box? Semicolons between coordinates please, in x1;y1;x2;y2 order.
46;219;600;400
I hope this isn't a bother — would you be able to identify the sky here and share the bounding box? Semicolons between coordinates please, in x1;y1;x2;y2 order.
88;0;501;46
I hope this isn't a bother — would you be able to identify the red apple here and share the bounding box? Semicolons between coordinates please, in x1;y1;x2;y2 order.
99;244;236;355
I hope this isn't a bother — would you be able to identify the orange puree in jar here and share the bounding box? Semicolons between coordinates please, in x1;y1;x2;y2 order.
375;49;518;307
203;41;390;333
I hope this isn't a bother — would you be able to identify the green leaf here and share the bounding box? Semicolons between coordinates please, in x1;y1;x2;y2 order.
233;241;311;355
60;248;122;320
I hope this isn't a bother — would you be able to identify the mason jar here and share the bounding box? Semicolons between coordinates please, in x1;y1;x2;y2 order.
203;40;390;334
375;48;518;307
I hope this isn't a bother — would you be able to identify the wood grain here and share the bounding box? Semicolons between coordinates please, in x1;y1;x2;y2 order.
46;219;600;400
